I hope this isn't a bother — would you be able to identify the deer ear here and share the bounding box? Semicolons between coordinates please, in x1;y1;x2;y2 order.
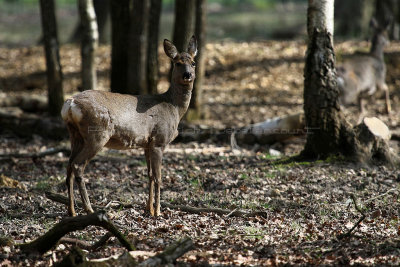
164;39;178;59
187;35;197;58
370;17;378;29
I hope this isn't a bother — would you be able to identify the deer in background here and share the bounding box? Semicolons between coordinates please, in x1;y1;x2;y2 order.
61;36;197;217
337;18;391;122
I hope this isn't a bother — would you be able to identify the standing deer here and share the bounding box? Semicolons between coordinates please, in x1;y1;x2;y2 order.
337;18;391;122
61;36;197;216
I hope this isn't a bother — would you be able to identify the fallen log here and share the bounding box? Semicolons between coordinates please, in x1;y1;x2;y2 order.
0;107;67;139
232;112;305;145
18;210;135;255
0;93;47;112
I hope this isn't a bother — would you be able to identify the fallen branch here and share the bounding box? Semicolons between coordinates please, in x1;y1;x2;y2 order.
338;195;366;239
0;147;70;159
18;210;135;255
138;237;193;266
59;232;113;251
45;191;267;218
55;237;193;267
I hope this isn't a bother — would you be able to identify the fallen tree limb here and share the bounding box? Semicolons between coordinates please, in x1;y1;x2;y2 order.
55;237;193;267
59;232;113;251
138;237;193;267
45;191;267;218
18;210;135;255
0;147;70;159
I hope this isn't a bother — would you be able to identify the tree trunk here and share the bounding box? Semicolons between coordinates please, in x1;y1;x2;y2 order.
127;0;150;95
78;0;99;91
375;0;399;40
94;0;110;43
186;0;206;120
39;0;64;116
110;0;131;94
335;0;374;38
146;0;162;94
170;0;195;80
69;0;110;44
302;0;395;165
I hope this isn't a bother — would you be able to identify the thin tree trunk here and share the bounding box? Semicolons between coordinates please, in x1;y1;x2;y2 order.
187;0;206;120
39;0;64;116
375;0;398;40
128;0;150;95
78;0;99;91
335;0;374;38
110;0;130;94
69;0;110;44
147;0;162;94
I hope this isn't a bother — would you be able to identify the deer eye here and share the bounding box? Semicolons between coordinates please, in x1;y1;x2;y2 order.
191;62;196;67
175;62;183;67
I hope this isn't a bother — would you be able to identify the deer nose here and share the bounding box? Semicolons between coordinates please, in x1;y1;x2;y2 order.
183;72;192;80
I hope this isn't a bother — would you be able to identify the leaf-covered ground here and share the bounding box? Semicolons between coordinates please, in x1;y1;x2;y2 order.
1;40;400;266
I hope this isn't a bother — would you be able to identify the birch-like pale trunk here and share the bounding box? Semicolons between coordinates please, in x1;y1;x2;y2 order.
78;0;98;91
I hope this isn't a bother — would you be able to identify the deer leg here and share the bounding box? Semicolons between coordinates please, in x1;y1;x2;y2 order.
382;83;391;114
71;141;105;214
150;147;163;216
66;163;76;217
145;149;154;216
357;97;366;124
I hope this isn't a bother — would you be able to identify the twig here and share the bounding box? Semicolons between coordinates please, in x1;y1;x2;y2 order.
18;210;135;255
338;194;366;239
0;147;70;159
365;188;397;203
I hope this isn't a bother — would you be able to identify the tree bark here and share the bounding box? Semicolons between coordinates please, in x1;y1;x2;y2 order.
128;0;150;95
186;0;206;120
39;0;64;116
78;0;99;91
302;0;396;165
69;0;110;44
110;0;131;94
170;0;195;80
147;0;162;94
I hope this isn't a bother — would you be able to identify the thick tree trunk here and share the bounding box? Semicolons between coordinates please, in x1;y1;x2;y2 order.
146;0;162;94
170;0;195;80
110;0;131;94
127;0;150;95
78;0;99;91
303;0;396;165
186;0;206;120
39;0;64;116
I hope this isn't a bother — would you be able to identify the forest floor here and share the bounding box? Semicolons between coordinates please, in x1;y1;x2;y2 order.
1;40;400;266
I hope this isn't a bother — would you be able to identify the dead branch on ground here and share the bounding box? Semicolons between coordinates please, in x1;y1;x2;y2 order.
338;194;366;239
18;210;135;255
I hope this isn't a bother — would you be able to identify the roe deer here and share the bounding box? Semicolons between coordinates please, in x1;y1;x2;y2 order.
337;18;391;121
61;36;197;216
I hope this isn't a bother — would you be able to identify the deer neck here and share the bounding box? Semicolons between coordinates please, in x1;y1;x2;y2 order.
370;38;385;60
167;83;193;119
